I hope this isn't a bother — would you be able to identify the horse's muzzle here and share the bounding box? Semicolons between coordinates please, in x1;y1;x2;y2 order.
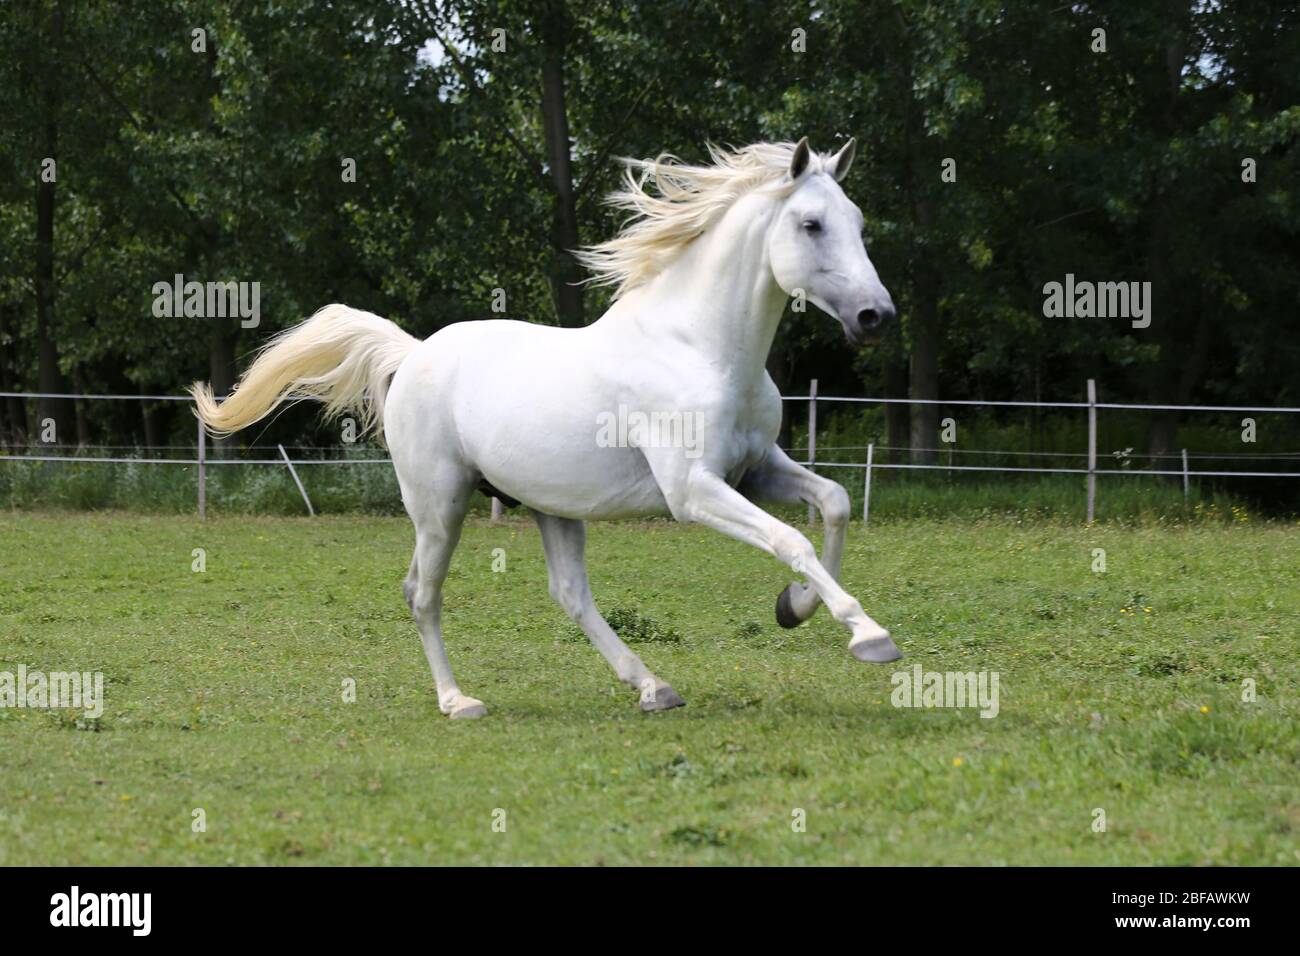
843;300;895;347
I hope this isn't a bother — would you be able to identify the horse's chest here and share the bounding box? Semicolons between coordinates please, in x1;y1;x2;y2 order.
717;391;782;485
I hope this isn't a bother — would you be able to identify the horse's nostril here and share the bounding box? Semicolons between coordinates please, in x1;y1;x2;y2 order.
858;308;881;329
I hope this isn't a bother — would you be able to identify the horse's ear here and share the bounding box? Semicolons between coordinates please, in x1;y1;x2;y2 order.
789;137;812;180
830;137;857;182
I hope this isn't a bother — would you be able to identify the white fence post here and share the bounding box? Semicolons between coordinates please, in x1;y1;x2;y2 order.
197;414;206;521
491;497;503;522
863;441;874;526
1086;379;1097;523
278;444;316;516
807;378;818;525
1182;448;1190;502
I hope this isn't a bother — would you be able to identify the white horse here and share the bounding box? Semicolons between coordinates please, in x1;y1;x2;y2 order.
192;137;900;719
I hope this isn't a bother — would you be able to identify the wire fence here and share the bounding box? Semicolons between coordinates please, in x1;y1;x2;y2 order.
793;378;1300;524
2;382;1297;521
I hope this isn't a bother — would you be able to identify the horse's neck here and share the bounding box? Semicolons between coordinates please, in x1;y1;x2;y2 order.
614;194;787;386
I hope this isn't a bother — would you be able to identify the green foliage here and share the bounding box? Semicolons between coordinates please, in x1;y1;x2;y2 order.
0;457;404;516
0;1;1295;463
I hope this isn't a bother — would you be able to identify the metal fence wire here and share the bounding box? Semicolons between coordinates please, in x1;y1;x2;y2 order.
2;381;1297;521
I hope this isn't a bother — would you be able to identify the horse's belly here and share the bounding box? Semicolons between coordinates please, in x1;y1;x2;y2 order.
484;443;669;520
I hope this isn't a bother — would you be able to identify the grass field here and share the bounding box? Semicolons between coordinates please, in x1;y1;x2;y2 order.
1;511;1297;865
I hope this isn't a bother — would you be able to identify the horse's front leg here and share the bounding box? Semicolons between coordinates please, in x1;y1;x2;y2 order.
664;465;900;663
738;446;850;629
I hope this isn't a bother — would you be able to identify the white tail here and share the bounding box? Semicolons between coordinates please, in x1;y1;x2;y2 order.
189;304;419;442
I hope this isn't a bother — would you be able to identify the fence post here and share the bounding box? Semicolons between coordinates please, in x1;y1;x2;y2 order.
1182;448;1189;502
490;497;503;522
1086;378;1097;523
863;441;874;526
197;414;206;521
278;444;316;516
807;378;818;525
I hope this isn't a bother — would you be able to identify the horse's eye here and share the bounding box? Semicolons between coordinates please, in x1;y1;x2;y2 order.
802;219;821;234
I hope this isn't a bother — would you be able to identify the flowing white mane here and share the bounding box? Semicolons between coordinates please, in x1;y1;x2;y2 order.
576;141;836;299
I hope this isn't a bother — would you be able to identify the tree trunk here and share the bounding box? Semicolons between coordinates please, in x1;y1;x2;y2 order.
72;369;91;447
1146;311;1212;461
199;37;237;454
883;352;909;462
0;306;25;449
1144;11;1197;462
208;312;237;454
0;304;26;447
907;194;940;465
898;33;939;465
34;0;72;442
140;381;160;450
539;5;585;327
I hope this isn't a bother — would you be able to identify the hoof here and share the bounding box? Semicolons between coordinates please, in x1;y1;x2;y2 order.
775;585;804;629
640;682;686;712
849;631;903;663
441;694;487;719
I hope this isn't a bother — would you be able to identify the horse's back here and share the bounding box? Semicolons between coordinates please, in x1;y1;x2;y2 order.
387;319;671;519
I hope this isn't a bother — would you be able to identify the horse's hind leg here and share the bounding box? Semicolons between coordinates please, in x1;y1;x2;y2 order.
533;511;684;712
403;467;485;719
403;552;419;612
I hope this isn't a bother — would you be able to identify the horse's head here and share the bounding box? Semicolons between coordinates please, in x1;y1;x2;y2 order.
767;137;895;347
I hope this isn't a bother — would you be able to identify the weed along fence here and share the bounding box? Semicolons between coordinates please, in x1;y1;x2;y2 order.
2;383;1298;521
0;390;389;519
